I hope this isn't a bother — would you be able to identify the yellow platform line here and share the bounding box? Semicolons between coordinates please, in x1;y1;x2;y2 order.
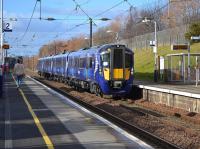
12;75;54;149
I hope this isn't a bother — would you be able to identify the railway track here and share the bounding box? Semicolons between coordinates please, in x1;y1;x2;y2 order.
33;77;182;149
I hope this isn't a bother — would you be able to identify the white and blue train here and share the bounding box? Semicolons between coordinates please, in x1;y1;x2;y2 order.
37;44;134;97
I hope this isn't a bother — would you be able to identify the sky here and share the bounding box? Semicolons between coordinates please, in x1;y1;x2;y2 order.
3;0;166;56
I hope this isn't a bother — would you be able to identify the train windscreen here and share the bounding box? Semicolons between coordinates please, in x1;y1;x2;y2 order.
113;49;123;68
101;53;110;68
125;53;132;68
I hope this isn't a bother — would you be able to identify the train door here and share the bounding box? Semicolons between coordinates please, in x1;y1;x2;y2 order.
62;55;65;77
87;56;94;81
111;47;125;80
86;54;89;80
101;51;111;81
125;52;133;80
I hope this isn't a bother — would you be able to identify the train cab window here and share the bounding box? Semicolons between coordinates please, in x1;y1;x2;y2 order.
113;49;123;68
125;53;132;68
101;53;110;68
88;57;93;68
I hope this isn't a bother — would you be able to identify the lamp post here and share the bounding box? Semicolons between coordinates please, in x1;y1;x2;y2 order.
142;17;158;82
89;18;93;47
106;30;119;43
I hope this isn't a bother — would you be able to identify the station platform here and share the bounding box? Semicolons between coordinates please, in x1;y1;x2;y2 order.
133;80;200;95
0;74;152;149
133;80;200;99
133;80;200;113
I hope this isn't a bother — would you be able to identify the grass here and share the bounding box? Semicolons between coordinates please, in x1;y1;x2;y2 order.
134;42;200;81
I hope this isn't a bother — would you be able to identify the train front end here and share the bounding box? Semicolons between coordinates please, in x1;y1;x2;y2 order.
99;45;134;96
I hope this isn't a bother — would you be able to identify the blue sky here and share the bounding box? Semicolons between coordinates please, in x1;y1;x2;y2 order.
3;0;166;56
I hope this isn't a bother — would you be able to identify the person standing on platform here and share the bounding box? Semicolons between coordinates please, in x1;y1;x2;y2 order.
14;59;25;89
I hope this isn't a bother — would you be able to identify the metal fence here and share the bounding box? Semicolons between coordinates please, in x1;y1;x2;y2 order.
119;25;188;50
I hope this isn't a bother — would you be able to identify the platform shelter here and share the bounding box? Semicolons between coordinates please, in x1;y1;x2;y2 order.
165;53;200;85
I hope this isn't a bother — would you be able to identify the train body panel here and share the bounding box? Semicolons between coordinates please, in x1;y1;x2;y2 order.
37;44;134;97
52;54;67;77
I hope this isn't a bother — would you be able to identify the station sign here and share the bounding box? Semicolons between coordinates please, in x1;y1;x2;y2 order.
150;41;155;46
3;21;12;32
171;44;189;50
3;44;9;49
191;36;200;40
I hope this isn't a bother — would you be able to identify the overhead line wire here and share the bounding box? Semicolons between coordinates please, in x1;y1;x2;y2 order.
52;0;132;40
72;0;91;19
18;0;39;42
53;0;93;39
149;1;170;17
94;0;125;18
63;0;127;35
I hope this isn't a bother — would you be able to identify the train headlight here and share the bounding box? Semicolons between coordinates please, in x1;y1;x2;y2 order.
131;68;134;75
99;68;103;75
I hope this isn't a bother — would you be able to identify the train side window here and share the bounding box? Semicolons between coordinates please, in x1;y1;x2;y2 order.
79;58;83;68
68;58;70;67
78;58;80;68
69;57;72;67
70;58;72;67
83;58;87;68
77;58;79;68
76;58;79;68
79;58;86;68
74;58;76;67
72;58;75;67
59;58;61;67
84;58;87;68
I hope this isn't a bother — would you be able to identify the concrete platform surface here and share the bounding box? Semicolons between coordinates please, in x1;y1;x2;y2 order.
0;74;153;149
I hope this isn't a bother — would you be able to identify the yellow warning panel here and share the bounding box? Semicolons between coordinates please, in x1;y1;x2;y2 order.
113;69;123;79
103;68;110;80
125;68;130;80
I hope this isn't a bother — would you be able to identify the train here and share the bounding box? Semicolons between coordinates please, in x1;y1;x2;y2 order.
37;44;134;97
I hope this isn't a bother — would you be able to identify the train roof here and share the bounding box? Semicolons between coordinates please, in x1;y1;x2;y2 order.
38;44;133;60
68;44;133;57
39;51;71;60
